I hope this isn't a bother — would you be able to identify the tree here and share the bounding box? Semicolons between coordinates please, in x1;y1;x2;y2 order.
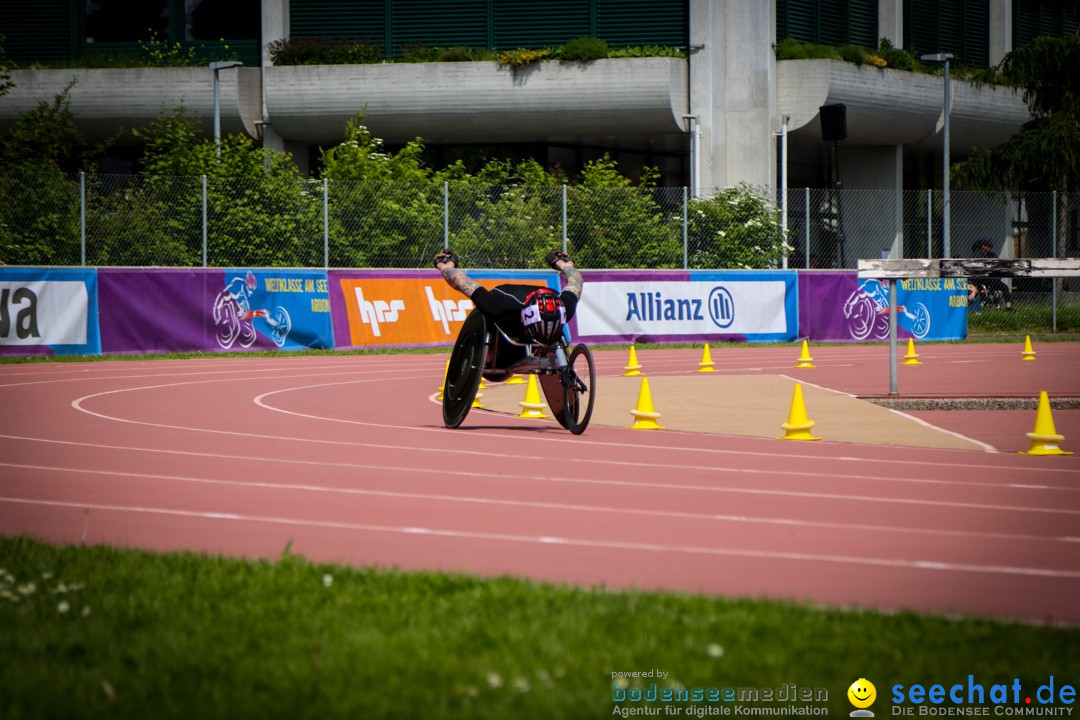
953;35;1080;262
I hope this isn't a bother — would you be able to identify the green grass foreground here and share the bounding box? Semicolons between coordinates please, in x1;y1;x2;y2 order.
1;536;1077;719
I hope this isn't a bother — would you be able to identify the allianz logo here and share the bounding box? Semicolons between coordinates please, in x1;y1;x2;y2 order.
626;287;734;329
353;286;472;336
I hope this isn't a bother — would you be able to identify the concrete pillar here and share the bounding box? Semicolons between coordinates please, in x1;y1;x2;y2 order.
260;0;289;153
878;0;903;48
989;0;1012;66
841;145;905;261
689;0;776;195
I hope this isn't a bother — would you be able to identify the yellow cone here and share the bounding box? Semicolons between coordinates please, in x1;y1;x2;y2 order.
629;376;665;430
436;359;449;400
795;339;814;368
778;383;820;441
505;374;526;385
1019;391;1072;456
517;374;548;418
623;345;643;376
1022;335;1036;361
697;344;717;373
903;338;921;365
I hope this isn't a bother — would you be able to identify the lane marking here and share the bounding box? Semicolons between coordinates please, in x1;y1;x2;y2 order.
3;460;1077;543
4;496;1079;580
6;432;1080;500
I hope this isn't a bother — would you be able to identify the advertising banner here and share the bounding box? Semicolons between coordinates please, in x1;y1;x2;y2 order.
328;270;557;349
99;268;334;354
0;267;100;356
798;271;967;342
571;270;798;344
219;268;334;351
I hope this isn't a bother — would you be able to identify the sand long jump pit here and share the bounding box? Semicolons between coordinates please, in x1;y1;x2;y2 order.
475;374;990;451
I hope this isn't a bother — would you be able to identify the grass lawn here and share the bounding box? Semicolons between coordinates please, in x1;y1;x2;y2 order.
1;536;1077;719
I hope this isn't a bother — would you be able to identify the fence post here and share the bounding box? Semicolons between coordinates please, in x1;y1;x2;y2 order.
682;186;688;269
443;181;449;251
79;171;86;267
803;188;810;269
201;175;208;268
926;189;932;259
323;178;329;271
562;184;568;253
1052;190;1058;333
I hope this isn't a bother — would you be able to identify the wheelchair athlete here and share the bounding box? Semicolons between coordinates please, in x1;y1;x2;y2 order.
434;249;584;379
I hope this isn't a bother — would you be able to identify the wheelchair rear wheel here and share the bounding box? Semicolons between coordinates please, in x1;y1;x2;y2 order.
561;344;596;435
442;310;488;428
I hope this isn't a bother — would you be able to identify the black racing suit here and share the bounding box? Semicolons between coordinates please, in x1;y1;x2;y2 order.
470;284;579;373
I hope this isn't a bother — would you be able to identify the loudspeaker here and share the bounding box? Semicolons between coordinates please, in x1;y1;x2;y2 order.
819;104;847;142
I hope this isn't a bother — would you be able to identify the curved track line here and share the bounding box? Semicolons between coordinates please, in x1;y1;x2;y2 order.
5;460;1075;545
4;496;1078;580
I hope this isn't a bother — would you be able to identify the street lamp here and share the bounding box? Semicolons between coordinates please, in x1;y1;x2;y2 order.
921;52;954;258
210;61;243;158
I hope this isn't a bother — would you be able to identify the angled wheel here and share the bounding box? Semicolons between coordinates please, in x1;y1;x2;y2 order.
561;344;596;435
442;310;488;429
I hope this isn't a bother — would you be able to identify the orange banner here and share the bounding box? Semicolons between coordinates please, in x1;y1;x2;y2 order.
339;277;509;347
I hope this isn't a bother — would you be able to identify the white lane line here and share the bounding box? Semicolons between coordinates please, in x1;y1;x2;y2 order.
4;460;1077;543
4;496;1078;580
2;447;1079;519
5;431;1080;499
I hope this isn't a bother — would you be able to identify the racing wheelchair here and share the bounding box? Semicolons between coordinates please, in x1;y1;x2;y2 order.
441;309;596;435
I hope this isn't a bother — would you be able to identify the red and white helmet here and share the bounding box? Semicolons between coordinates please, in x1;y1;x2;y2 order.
520;288;566;346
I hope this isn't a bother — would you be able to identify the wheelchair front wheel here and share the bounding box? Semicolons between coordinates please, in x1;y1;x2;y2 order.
561;344;596;435
442;310;488;429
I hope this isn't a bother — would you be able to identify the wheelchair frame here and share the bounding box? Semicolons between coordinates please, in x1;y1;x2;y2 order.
441;309;596;435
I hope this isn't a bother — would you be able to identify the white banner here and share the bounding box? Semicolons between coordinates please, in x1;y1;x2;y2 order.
0;281;88;346
576;280;789;337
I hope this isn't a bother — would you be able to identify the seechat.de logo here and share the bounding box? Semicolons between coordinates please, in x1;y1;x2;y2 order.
849;678;877;718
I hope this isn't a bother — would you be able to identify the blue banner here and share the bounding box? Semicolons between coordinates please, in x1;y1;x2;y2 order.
218;269;335;351
0;267;101;356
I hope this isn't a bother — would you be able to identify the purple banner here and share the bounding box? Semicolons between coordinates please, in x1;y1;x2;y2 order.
799;271;966;341
99;268;227;354
100;268;335;354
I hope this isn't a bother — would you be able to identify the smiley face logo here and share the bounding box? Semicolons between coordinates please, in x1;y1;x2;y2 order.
848;678;877;709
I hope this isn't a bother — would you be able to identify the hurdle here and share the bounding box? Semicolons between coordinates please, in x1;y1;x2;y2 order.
857;257;1080;396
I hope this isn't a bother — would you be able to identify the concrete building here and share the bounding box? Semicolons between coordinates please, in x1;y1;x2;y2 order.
1;0;1074;262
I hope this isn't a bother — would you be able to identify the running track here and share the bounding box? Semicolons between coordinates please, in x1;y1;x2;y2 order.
2;343;1079;624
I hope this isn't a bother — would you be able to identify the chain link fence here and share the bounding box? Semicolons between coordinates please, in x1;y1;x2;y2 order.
2;172;1076;334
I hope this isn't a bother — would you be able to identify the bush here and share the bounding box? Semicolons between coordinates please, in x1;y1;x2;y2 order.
267;38;382;66
558;37;610;63
686;185;787;269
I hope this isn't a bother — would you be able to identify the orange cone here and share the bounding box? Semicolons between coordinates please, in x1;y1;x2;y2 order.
903;338;921;365
778;384;820;441
628;377;665;430
697;344;717;373
795;340;814;368
1019;391;1072;456
1022;335;1036;361
517;375;548;419
623;345;642;376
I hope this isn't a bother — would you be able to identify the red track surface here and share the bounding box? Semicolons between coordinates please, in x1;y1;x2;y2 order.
2;342;1079;624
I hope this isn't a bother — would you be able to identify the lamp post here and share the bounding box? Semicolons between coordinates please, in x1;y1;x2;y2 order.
210;61;243;158
921;52;954;258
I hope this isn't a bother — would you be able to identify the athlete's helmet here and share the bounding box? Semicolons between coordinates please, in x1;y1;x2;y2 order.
520;288;566;347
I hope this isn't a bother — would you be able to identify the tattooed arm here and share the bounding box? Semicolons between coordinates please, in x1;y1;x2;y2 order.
554;258;583;299
435;253;481;298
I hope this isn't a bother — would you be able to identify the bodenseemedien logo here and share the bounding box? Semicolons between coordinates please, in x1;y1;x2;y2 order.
849;679;878;717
